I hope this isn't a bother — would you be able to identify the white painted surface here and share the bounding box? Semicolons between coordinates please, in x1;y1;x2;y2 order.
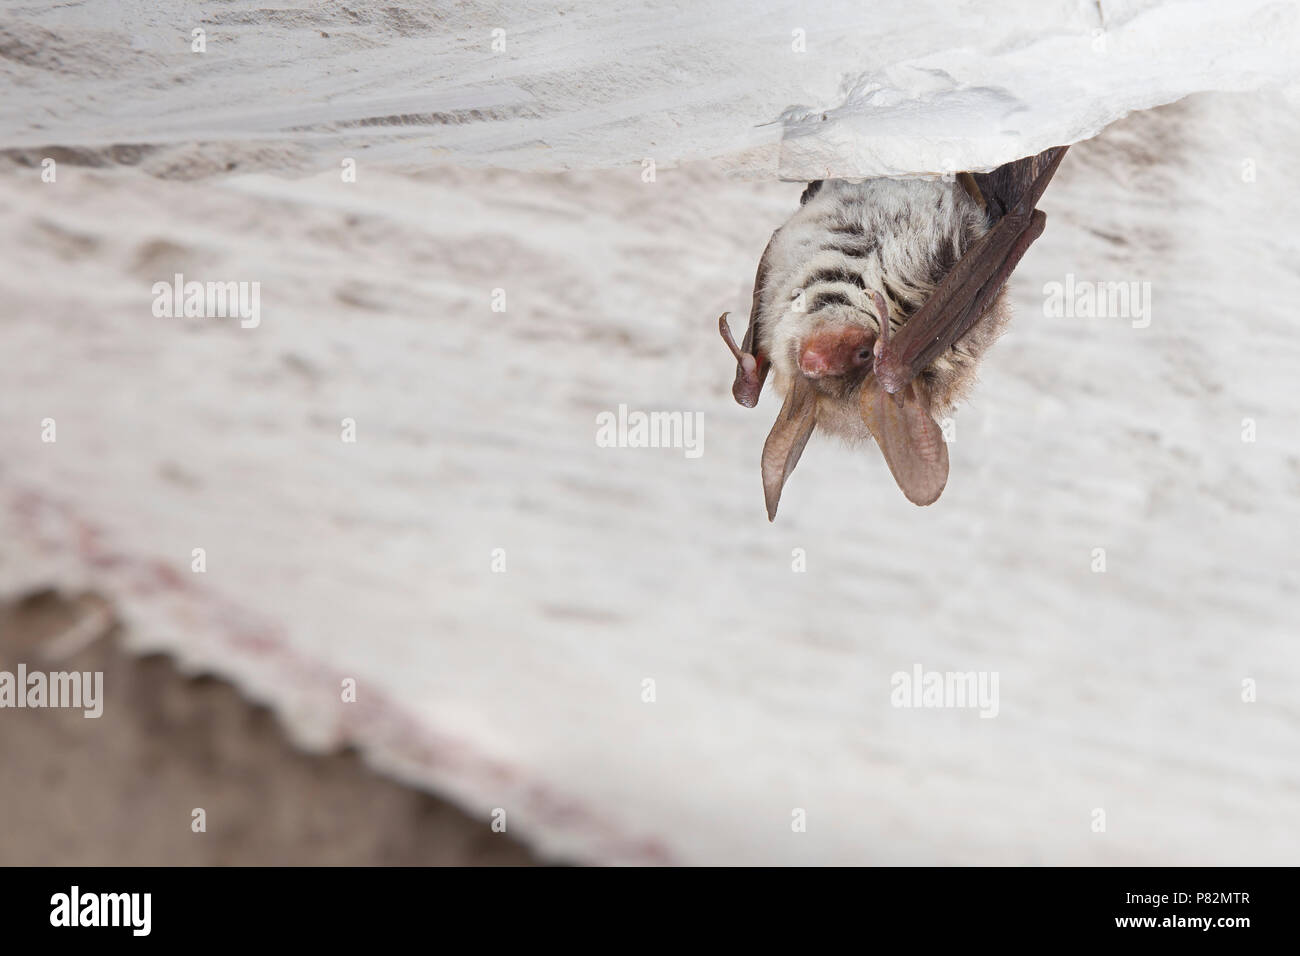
3;1;1299;178
1;1;1298;864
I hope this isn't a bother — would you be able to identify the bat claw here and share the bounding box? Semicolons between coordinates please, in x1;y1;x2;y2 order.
868;290;906;392
874;351;909;394
718;312;743;362
721;311;767;408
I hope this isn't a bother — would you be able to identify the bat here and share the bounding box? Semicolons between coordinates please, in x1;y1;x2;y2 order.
719;146;1067;519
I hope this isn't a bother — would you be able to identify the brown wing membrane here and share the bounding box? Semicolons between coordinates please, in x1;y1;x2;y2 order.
971;148;1067;225
859;375;948;506
761;373;817;521
872;146;1067;394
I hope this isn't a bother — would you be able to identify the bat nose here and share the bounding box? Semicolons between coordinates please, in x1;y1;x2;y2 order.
798;327;873;377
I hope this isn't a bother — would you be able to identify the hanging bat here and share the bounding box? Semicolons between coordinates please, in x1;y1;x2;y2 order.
719;146;1067;519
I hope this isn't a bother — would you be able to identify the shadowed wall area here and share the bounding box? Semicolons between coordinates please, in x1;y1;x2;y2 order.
0;591;539;865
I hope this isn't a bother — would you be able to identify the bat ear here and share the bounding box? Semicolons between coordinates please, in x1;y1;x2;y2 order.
761;375;818;521
859;375;949;506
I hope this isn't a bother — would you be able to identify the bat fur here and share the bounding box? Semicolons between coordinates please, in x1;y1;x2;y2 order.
758;178;1011;446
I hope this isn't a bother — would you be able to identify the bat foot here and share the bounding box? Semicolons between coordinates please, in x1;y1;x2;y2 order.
873;354;908;394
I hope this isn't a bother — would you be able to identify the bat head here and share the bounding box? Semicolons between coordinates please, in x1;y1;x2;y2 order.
768;300;889;430
760;293;948;518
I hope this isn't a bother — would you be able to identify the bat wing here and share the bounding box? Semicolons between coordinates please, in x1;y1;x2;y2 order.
970;148;1067;225
872;146;1068;394
859;375;948;506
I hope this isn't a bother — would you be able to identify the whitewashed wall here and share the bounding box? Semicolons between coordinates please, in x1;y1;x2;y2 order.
2;0;1298;178
2;1;1299;864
